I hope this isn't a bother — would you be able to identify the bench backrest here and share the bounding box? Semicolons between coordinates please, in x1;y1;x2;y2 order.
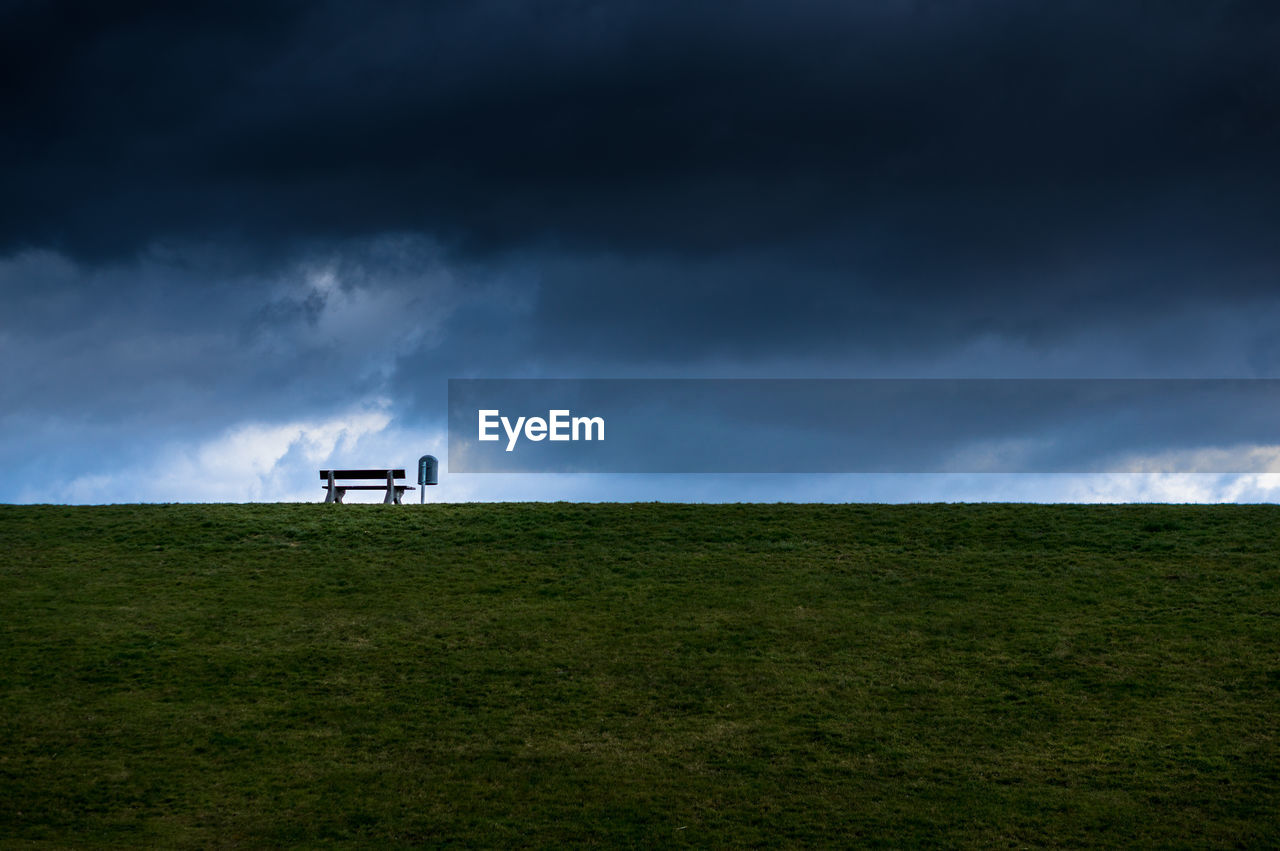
320;469;407;480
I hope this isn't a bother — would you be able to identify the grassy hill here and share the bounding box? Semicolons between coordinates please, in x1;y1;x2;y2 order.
2;503;1277;847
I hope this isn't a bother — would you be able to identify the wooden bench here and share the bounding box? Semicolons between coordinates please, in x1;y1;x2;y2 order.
320;469;408;504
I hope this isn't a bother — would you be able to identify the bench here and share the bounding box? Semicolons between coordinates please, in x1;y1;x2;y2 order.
320;469;408;504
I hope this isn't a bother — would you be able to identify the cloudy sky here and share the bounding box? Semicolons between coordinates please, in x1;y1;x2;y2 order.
3;0;1279;503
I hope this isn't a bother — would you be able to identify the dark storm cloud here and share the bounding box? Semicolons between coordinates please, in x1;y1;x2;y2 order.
0;235;494;422
5;0;1277;374
5;0;1277;256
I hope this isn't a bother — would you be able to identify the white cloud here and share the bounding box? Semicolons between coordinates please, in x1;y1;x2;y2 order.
53;403;451;504
1109;444;1280;475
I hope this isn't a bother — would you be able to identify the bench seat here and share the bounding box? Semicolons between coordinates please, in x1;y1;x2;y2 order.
330;484;408;490
320;469;408;504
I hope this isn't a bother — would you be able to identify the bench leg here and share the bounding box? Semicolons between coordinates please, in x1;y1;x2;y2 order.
325;472;337;503
384;471;397;504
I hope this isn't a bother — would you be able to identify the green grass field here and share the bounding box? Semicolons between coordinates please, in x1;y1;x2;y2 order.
1;503;1277;847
